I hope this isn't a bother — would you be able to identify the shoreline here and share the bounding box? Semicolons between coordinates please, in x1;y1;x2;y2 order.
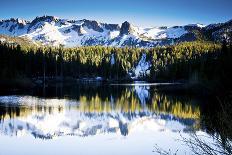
0;76;212;97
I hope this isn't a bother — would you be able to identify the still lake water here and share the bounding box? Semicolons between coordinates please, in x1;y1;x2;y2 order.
0;82;227;155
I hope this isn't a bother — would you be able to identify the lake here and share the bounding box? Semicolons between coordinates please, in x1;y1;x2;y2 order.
0;82;230;155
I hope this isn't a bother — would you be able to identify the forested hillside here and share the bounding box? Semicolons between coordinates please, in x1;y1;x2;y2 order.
1;36;231;90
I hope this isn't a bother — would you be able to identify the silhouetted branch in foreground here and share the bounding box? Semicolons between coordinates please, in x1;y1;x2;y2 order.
153;96;232;155
153;144;178;155
180;133;231;155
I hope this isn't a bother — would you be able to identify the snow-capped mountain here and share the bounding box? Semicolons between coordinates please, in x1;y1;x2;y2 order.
0;15;231;47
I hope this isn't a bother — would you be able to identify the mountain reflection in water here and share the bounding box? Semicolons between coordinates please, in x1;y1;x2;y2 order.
0;84;200;139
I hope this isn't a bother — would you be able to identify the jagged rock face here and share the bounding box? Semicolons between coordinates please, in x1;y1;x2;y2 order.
205;20;232;43
159;26;168;30
172;26;181;29
28;16;59;32
184;25;202;31
177;25;205;42
0;18;27;29
72;25;84;36
82;19;104;32
0;18;29;36
0;15;231;47
176;33;198;42
31;15;59;24
9;24;17;32
103;23;120;31
120;21;134;36
212;28;232;43
2;18;27;24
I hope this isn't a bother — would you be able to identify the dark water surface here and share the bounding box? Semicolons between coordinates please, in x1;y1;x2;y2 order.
0;83;230;155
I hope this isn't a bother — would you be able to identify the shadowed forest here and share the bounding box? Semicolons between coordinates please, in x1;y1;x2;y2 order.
0;40;231;94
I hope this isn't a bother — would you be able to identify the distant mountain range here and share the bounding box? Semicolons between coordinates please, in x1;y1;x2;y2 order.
0;15;231;47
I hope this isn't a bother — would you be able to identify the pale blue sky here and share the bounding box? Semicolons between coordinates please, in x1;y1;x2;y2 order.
0;0;232;26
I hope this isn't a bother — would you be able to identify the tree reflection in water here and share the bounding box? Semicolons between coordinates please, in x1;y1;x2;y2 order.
0;83;201;139
1;83;231;154
154;95;232;155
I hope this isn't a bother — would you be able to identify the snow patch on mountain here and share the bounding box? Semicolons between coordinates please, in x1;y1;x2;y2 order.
187;23;206;28
109;31;120;39
166;27;187;38
138;26;187;40
130;53;151;79
23;22;68;46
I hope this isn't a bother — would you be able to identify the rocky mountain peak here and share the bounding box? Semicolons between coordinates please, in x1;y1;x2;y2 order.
120;21;134;36
30;15;59;26
16;18;28;25
72;25;85;36
82;19;104;32
0;18;28;25
27;15;60;33
103;23;120;31
36;15;59;22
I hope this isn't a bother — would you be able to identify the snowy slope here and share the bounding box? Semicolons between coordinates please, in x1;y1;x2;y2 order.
0;15;208;48
1;16;230;47
0;18;29;36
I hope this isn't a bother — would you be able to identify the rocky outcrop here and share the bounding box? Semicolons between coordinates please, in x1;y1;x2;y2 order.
28;15;59;32
72;25;85;36
82;19;104;32
103;23;120;31
120;21;134;36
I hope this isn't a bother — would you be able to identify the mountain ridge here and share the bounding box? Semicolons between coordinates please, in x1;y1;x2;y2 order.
0;15;231;47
